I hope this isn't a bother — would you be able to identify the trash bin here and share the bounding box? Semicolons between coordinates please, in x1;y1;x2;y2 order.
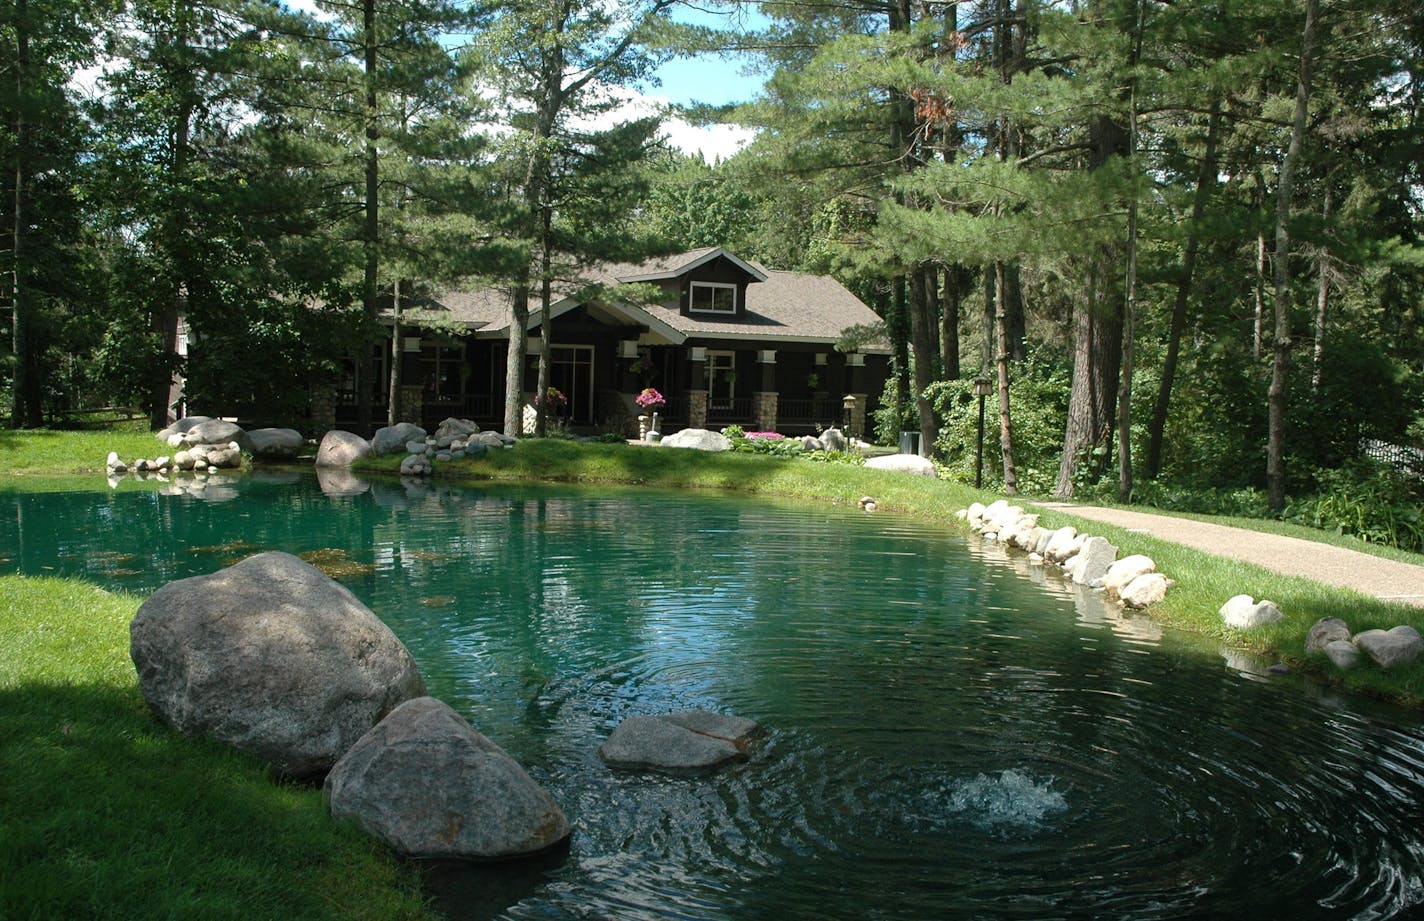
898;431;920;455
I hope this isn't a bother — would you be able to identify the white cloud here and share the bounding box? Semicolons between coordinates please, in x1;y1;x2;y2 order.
575;84;756;163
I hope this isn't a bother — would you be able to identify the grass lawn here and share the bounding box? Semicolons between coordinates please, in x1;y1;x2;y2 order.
0;421;164;476
0;575;436;921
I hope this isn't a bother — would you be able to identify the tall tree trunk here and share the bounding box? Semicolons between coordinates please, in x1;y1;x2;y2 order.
1267;0;1318;513
1253;172;1267;363
994;259;1017;493
9;0;41;428
1054;112;1128;498
1116;0;1146;504
1311;185;1332;390
387;278;401;427
503;283;529;436
1146;99;1220;479
1004;264;1026;361
150;12;194;432
909;265;940;456
534;205;554;437
890;275;911;414
940;265;961;379
358;0;379;435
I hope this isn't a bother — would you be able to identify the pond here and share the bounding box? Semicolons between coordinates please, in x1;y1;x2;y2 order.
4;470;1424;919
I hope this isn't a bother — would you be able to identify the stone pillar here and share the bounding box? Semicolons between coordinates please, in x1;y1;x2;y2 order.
309;383;336;437
689;391;709;428
398;385;423;426
753;391;779;433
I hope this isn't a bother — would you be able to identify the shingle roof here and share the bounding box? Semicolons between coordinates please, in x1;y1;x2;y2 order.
397;248;884;348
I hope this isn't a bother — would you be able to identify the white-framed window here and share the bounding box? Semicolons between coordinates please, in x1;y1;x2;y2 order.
689;281;737;314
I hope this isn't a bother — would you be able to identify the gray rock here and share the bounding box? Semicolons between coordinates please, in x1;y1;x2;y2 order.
324;697;569;861
473;431;506;449
1305;617;1352;655
1354;626;1424;669
434;417;480;444
864;453;937;477
200;445;242;469
130;551;425;779
464;442;488;457
248;428;304;460
156;416;214;441
400;454;431;476
819;428;846;452
172;449;195;470
661;428;733;452
660;709;764;747
1071;536;1118;586
1120;573;1170;609
371;423;426;457
182;419;253;453
801;436;824;452
1220;594;1284;629
315;430;372;467
598;714;747;775
1325;639;1360;670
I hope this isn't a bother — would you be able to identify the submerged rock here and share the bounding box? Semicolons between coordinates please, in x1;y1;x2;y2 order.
598;710;762;775
325;697;569;861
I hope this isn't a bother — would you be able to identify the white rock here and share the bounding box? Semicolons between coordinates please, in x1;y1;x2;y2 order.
863;454;936;477
1103;555;1156;600
1120;573;1169;609
1220;594;1284;629
1042;526;1079;563
1071;537;1118;586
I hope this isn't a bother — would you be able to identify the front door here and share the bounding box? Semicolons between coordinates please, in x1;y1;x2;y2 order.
550;345;594;424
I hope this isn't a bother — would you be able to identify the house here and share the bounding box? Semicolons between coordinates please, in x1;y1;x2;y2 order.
324;247;891;438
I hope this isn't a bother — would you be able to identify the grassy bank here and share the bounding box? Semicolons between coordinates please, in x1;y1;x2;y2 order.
0;424;164;475
0;575;435;921
363;440;1424;706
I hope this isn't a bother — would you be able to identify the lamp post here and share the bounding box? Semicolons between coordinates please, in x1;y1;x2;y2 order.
973;376;993;489
842;394;856;442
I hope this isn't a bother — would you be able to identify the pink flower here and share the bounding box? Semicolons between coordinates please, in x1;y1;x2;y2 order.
635;388;666;410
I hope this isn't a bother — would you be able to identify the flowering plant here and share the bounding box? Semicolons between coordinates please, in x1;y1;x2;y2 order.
745;431;785;440
635;388;665;411
539;387;568;409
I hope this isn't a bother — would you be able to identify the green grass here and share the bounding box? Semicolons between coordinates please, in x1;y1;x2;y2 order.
363;439;1424;706
0;575;436;921
0;425;167;476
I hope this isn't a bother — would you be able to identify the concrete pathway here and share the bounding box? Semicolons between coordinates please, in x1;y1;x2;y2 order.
1035;502;1424;608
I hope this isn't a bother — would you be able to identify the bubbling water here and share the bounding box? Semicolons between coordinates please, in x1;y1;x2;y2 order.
940;769;1069;835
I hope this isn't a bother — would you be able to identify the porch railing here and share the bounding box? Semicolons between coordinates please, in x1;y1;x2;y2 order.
706;397;754;427
778;396;837;433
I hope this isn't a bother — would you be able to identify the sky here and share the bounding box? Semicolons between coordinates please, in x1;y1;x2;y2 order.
277;0;770;162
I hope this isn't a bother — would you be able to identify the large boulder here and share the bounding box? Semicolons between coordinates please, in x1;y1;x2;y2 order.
598;710;761;775
248;427;305;460
433;417;480;448
1042;526;1079;563
818;427;846;452
371;423;426;456
156;416;214;441
1354;626;1423;669
129;551;426;779
325;697;569;861
864;454;937;477
661;428;732;452
315;430;372;467
182;419;253;453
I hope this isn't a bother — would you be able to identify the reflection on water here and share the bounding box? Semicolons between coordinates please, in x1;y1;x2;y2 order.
5;472;1424;919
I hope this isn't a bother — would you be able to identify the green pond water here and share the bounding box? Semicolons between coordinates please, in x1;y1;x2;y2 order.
4;469;1424;919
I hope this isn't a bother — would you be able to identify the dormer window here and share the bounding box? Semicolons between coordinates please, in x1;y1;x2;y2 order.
689;281;737;314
